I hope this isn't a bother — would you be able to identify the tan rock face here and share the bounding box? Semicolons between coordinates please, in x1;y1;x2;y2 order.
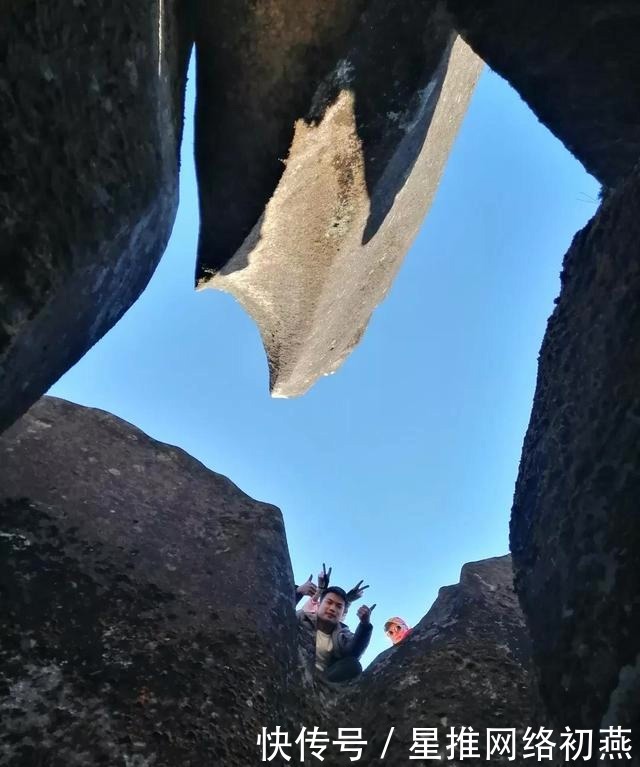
199;1;482;396
193;0;370;271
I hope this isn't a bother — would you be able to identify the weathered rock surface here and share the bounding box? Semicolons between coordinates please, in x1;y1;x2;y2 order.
196;1;482;396
329;555;542;766
443;0;640;186
0;1;191;433
193;0;368;272
0;0;481;430
1;398;539;765
511;162;640;746
0;396;309;766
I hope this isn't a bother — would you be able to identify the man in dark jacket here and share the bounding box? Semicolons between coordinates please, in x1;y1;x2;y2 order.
297;586;374;683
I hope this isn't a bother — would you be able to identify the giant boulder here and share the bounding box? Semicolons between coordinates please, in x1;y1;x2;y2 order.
0;396;309;765
196;1;482;396
0;1;191;434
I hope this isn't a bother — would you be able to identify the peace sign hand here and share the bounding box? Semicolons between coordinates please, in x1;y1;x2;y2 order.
346;580;370;603
318;562;332;590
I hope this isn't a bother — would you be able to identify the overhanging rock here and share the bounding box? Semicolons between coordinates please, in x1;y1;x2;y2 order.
193;0;370;271
1;0;482;423
196;0;482;397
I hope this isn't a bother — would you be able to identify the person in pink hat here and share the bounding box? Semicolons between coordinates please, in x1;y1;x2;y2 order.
384;616;411;645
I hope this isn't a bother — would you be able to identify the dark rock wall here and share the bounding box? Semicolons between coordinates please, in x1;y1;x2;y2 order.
511;163;640;744
0;1;192;433
331;556;541;766
437;2;640;749
443;1;640;186
0;397;309;766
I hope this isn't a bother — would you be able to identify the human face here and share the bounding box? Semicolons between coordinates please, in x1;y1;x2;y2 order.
317;592;346;625
385;623;408;645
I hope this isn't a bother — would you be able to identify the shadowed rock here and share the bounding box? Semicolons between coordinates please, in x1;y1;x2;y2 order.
198;2;481;396
328;555;541;765
0;1;191;433
511;162;640;747
0;398;539;765
0;396;310;765
443;0;640;186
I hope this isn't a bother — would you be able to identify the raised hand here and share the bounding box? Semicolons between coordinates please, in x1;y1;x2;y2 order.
297;574;318;598
357;603;376;624
318;562;332;590
346;580;369;603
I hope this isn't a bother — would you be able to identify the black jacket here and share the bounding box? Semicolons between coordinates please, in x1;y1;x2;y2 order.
297;610;373;662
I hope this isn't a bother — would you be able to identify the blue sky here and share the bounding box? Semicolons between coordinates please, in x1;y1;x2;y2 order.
50;61;599;664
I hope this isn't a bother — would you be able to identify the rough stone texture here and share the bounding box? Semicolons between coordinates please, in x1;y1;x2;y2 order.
0;396;310;766
0;398;540;765
0;1;191;434
328;555;542;766
511;162;640;749
193;0;368;271
0;0;481;423
443;1;640;187
199;2;482;396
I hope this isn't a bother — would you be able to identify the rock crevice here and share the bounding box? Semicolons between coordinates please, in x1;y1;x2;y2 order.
0;397;539;766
